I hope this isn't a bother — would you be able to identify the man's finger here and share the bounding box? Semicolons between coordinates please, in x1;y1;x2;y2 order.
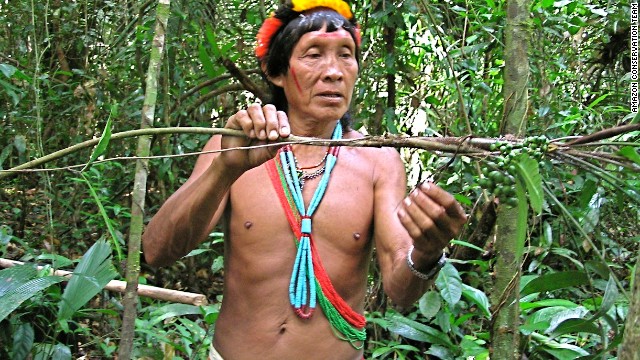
263;104;280;141
246;103;267;140
276;111;290;138
418;182;467;220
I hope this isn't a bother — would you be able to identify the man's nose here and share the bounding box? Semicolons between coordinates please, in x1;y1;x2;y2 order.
322;57;343;81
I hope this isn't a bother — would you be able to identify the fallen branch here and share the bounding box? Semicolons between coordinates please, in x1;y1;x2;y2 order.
0;258;208;306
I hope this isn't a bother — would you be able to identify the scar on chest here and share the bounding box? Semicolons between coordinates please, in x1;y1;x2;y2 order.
244;221;253;229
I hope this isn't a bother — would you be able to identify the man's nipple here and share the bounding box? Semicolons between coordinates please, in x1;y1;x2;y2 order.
244;221;253;229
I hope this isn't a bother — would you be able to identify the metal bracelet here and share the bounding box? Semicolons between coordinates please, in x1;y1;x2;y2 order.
406;245;447;281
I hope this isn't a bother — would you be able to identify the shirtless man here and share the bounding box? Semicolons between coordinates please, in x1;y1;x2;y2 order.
142;2;467;359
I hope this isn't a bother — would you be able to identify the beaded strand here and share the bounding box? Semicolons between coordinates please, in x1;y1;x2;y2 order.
280;122;342;319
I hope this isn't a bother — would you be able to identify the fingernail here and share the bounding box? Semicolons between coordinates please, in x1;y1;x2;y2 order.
249;130;256;138
259;130;266;139
269;130;278;139
420;182;431;191
281;126;290;136
397;209;406;218
404;198;412;207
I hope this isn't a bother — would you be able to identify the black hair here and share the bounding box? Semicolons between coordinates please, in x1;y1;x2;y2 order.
260;6;360;129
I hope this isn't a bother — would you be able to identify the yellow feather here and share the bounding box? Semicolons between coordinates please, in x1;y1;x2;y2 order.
291;0;353;19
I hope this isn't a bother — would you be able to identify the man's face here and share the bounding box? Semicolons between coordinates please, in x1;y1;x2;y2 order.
270;25;358;123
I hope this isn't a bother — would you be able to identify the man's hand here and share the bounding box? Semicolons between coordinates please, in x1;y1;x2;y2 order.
220;103;290;172
397;182;467;267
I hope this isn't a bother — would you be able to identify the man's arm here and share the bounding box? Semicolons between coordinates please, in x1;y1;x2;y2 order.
142;136;237;267
373;149;467;308
142;104;290;267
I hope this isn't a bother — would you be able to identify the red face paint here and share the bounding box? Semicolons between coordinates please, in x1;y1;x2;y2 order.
290;67;303;93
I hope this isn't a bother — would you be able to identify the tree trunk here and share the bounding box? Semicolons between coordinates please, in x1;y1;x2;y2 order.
118;0;171;358
619;255;640;359
490;0;530;357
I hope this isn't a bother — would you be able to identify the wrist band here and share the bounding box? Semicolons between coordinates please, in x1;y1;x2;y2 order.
406;245;447;281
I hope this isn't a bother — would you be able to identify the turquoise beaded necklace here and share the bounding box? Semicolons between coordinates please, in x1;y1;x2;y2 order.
280;121;342;319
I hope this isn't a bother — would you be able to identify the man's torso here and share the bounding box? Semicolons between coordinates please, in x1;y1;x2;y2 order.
213;144;382;360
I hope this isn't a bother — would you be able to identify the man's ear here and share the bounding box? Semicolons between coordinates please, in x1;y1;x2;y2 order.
269;74;285;88
261;63;284;88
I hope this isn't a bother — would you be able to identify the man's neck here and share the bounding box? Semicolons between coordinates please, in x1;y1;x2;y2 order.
288;118;339;139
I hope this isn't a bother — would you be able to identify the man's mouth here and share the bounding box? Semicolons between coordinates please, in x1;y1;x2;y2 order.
318;92;342;98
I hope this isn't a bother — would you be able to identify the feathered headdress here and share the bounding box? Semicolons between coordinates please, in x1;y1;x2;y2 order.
255;0;359;62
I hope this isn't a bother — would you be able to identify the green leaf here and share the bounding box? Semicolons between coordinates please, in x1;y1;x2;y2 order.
387;313;454;347
515;154;543;214
541;0;554;7
587;93;609;108
0;276;66;323
35;254;74;269
0;264;38;296
12;322;34;360
588;274;618;320
33;343;72;360
82;105;115;172
521;271;590;296
205;24;220;58
199;44;217;79
0;79;22;106
618;146;640;165
78;173;123;261
551;317;601;337
548;306;589;333
450;239;484;253
418;291;441;319
149;303;203;326
461;284;491;318
540;343;590;360
0;63;17;78
435;262;462;307
58;239;118;320
520;299;580;311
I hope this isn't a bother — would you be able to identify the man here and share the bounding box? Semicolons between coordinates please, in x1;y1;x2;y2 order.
142;1;467;359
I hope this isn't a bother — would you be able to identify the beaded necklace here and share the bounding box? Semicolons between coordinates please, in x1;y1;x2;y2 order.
266;121;366;348
280;123;342;318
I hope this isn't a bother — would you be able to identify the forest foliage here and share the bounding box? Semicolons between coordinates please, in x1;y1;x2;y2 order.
0;0;639;359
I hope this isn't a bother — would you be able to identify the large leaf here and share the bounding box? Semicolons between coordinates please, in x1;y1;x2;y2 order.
149;303;203;326
0;264;38;296
58;239;118;320
515;154;543;214
551;317;601;337
545;306;589;333
461;284;491;318
387;313;454;348
12;322;34;360
435;262;462;307
521;271;590;296
618;146;640;165
0;276;66;322
418;291;441;319
520;299;580;311
589;274;618;321
531;333;590;360
32;343;72;360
